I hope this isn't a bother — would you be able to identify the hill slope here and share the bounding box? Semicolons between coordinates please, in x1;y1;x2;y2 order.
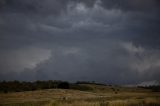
0;84;160;106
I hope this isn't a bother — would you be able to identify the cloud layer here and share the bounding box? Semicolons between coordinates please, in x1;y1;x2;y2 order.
0;0;160;84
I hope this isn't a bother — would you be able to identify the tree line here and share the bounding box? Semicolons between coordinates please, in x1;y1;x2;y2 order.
0;80;69;93
0;80;96;93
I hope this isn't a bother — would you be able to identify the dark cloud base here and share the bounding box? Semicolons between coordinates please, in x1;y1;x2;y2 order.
0;0;160;85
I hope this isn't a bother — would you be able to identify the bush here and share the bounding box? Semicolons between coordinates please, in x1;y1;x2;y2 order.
58;82;70;89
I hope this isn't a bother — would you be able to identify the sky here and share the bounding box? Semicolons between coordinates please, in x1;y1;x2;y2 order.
0;0;160;85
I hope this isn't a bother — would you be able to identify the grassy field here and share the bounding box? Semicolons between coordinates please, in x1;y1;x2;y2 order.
0;84;160;106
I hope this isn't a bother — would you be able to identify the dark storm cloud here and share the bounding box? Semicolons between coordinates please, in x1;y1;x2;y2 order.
0;0;70;15
0;0;160;84
99;0;160;49
101;0;160;12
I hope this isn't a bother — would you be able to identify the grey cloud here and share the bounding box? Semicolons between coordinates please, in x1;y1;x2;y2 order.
0;0;70;15
100;0;160;12
0;0;160;84
2;41;159;84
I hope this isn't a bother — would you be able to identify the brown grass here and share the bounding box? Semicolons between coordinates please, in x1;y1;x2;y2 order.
0;85;160;106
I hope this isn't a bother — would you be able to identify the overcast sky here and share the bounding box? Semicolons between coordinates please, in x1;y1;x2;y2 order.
0;0;160;84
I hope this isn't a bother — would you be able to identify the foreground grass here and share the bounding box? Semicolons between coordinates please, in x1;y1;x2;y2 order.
1;98;160;106
0;85;160;106
45;97;160;106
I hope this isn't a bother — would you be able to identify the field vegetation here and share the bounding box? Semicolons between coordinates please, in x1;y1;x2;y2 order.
0;81;160;106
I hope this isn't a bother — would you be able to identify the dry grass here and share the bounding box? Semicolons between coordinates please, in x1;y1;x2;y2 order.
44;98;160;106
43;98;160;106
0;85;160;106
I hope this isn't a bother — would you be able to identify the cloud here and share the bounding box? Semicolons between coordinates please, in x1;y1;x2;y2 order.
121;42;144;54
3;41;157;84
137;80;160;86
0;47;51;73
100;0;160;12
0;0;160;84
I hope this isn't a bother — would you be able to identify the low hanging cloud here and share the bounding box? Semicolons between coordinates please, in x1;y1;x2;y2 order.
0;47;51;73
0;0;160;84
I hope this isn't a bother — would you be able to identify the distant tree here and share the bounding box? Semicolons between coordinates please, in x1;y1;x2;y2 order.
58;82;69;89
